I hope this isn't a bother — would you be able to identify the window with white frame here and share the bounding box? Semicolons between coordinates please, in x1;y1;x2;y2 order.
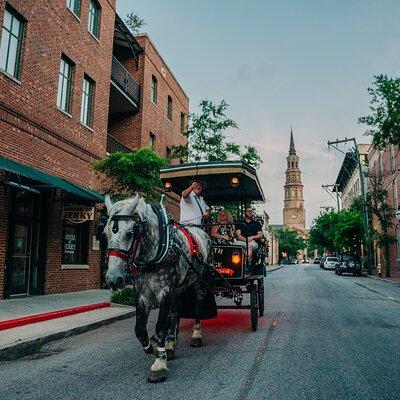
390;145;396;171
88;0;101;38
151;75;157;104
0;6;24;79
149;132;156;148
397;227;400;261
66;0;80;17
80;75;95;127
167;95;173;122
57;55;74;113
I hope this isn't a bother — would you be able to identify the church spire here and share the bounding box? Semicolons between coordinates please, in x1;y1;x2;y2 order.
289;126;296;155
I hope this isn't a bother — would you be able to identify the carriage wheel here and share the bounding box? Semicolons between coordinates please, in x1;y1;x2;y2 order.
250;284;258;331
258;279;264;317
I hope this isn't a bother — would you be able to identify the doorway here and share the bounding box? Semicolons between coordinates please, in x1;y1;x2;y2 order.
6;188;46;296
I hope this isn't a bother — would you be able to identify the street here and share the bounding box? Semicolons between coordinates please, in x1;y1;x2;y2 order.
1;264;400;400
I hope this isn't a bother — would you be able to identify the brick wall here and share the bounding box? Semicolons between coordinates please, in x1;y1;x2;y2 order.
0;0;116;181
108;34;188;158
368;145;400;277
0;0;116;297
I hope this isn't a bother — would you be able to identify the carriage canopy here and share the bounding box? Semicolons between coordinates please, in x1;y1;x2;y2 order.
160;161;265;204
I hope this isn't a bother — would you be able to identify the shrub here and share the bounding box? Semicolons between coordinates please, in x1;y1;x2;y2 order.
110;286;136;307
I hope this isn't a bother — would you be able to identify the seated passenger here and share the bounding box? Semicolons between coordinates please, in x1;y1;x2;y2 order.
211;209;235;245
235;207;264;263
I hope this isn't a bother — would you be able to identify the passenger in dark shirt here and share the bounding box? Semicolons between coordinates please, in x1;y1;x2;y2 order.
235;207;264;262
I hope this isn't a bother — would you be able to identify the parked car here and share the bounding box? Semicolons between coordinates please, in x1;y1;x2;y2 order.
323;256;339;270
313;258;320;264
302;258;309;264
335;254;362;276
319;256;326;268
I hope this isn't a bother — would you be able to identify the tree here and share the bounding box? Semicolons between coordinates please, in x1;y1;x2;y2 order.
358;74;400;149
272;227;305;259
93;148;168;200
125;12;146;34
365;172;397;277
308;209;364;256
172;99;262;169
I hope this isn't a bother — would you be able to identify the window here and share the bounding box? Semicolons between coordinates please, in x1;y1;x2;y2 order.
88;0;101;38
393;180;398;209
80;75;95;127
57;55;74;113
62;221;89;264
151;75;157;104
390;145;396;171
180;112;186;134
66;0;80;17
166;147;171;158
0;7;24;79
149;132;156;148
167;95;173;122
397;227;400;261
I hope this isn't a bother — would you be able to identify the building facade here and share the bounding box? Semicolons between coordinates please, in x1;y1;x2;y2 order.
368;144;400;278
282;129;307;237
334;144;370;210
0;1;188;298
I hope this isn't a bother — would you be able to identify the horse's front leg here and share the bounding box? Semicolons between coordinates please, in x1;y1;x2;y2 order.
148;296;172;383
135;299;155;355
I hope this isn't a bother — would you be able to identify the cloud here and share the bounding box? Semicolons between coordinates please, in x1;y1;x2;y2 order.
230;62;278;85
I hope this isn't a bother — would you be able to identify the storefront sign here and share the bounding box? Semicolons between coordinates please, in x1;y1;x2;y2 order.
62;205;95;223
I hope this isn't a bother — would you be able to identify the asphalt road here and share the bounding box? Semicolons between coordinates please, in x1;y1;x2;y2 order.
1;264;400;400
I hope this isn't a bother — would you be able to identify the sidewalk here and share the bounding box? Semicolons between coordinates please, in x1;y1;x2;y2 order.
0;289;134;360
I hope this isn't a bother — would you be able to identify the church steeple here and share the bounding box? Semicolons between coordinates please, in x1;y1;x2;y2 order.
283;128;306;236
289;126;296;155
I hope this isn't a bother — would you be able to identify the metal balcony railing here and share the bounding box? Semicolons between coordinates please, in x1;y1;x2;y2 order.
111;56;140;106
106;134;132;154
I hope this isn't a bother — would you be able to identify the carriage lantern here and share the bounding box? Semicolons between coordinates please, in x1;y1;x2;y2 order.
164;181;172;192
231;176;240;187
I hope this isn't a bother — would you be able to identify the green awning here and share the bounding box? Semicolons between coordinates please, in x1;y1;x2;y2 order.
0;156;104;203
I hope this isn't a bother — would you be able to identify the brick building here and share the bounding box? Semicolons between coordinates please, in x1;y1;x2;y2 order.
0;1;188;298
368;144;400;278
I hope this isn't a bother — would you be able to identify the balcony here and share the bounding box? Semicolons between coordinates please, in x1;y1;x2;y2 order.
106;134;132;154
109;56;140;115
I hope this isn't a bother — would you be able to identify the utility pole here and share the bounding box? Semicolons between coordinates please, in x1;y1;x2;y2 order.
327;137;372;274
322;184;341;211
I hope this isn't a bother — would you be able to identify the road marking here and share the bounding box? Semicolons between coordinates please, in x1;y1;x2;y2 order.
234;315;279;400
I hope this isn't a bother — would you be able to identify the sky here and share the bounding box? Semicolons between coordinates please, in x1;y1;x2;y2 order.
118;0;400;227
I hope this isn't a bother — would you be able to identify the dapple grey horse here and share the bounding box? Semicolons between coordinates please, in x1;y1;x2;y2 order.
104;194;211;383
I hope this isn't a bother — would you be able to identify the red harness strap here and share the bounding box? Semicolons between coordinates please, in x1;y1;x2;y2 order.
172;222;199;257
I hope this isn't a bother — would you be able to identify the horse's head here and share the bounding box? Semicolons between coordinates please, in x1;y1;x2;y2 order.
103;194;147;290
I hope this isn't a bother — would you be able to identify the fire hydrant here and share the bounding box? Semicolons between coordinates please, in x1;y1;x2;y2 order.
377;264;382;278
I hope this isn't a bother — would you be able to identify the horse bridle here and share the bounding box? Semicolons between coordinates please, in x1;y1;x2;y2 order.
107;213;146;262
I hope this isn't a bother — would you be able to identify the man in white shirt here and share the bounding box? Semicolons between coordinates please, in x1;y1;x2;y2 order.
179;181;210;227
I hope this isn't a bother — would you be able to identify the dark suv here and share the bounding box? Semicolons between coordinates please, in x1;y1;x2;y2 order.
335;254;362;276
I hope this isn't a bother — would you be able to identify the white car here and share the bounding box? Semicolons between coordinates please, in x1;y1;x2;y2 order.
323;257;338;270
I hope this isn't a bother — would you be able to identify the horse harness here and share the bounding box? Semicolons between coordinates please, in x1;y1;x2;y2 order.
106;204;200;281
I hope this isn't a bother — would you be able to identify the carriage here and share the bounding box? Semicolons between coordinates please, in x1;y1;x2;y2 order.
160;160;267;331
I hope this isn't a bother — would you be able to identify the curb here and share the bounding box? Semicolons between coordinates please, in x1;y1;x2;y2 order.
366;274;400;287
266;265;284;273
0;309;135;361
0;302;111;331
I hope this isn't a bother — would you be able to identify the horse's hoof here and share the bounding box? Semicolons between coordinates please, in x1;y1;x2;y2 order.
144;338;158;355
147;369;168;383
166;348;175;360
190;338;203;348
165;340;176;360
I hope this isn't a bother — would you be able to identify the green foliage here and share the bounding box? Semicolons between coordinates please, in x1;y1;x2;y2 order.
111;286;136;307
272;227;305;258
172;99;262;169
93;148;168;199
125;12;146;33
358;74;400;149
309;209;364;254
